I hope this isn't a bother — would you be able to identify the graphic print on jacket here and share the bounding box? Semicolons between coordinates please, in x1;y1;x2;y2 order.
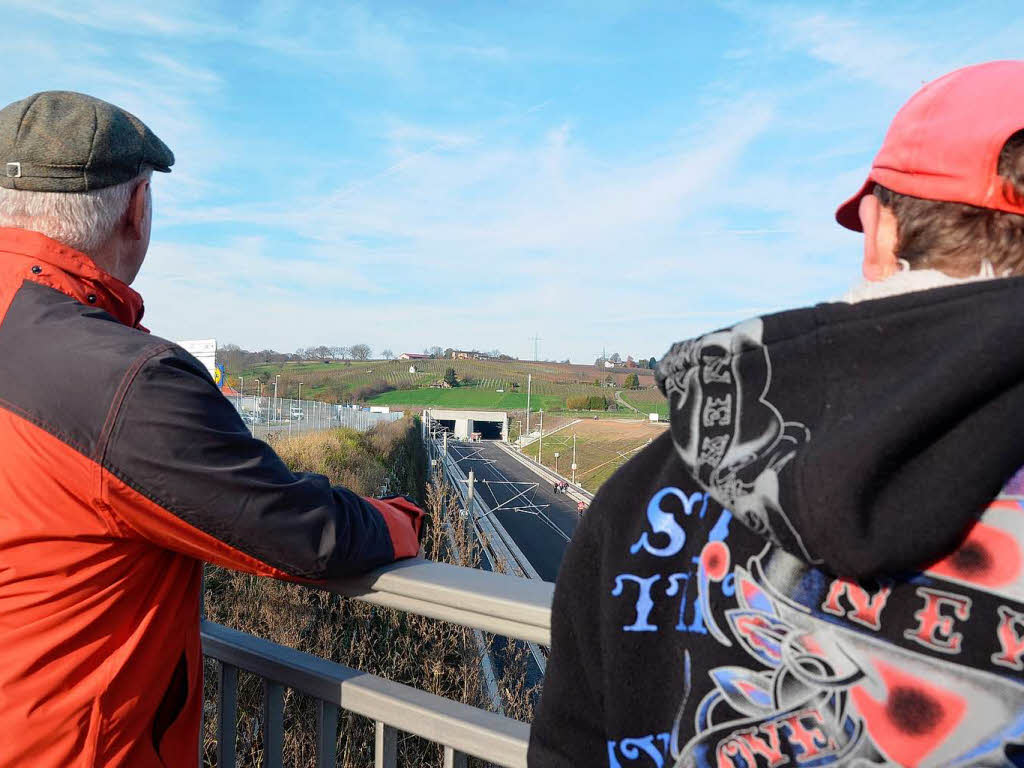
528;276;1024;768
656;318;813;562
605;495;1024;768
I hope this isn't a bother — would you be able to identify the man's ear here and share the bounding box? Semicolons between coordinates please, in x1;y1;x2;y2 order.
860;193;897;281
126;178;149;241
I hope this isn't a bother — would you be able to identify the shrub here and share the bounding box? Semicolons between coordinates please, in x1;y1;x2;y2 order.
351;379;395;403
566;394;609;411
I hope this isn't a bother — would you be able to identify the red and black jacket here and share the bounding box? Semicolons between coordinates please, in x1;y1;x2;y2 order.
0;229;423;768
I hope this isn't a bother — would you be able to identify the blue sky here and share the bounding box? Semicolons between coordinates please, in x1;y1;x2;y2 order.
2;1;1022;362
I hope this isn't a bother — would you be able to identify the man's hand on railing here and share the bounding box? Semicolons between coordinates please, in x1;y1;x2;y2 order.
374;495;428;560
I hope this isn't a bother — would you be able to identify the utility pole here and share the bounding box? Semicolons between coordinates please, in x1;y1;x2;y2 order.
466;469;475;519
525;374;532;435
538;409;544;462
572;433;577;485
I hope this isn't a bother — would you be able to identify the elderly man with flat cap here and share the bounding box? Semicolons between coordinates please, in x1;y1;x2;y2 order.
0;91;425;768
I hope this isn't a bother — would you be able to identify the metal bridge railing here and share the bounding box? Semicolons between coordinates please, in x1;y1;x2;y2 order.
202;558;553;767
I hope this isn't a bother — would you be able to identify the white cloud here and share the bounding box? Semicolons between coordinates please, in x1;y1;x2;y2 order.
138;98;788;359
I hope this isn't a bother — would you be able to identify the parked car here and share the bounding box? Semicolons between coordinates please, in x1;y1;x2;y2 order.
290;406;304;421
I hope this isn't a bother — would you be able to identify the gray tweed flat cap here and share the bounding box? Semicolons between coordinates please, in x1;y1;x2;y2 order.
0;91;173;192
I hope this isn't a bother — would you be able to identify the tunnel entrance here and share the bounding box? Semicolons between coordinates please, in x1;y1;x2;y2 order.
425;409;509;442
473;420;504;440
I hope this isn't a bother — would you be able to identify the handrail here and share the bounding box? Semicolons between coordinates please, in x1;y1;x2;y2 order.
324;557;553;646
202;620;530;767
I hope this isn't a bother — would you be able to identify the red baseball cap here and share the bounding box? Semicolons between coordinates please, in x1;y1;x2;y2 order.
836;60;1024;231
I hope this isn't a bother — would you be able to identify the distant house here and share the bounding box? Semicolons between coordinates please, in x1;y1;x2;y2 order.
604;360;615;368
399;353;430;360
451;350;487;360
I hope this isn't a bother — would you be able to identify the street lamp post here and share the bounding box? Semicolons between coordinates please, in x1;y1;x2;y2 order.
274;375;280;422
253;380;262;435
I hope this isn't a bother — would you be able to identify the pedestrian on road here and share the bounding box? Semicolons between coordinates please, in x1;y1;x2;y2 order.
530;61;1024;766
576;500;586;516
0;92;425;768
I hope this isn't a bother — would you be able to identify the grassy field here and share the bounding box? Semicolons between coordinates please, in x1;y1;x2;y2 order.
620;388;671;420
368;388;564;411
522;418;669;493
233;356;664;415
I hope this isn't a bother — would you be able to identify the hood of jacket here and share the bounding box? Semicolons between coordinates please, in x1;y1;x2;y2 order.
656;274;1024;578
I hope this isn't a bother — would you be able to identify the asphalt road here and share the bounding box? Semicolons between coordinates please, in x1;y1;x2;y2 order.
446;441;581;582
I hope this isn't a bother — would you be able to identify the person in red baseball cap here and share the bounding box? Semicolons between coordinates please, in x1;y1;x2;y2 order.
530;61;1024;767
838;59;1024;287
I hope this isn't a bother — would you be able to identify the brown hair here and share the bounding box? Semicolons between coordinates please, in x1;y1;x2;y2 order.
874;129;1024;276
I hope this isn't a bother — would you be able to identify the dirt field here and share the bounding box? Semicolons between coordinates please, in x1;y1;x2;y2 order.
559;418;667;440
522;417;670;493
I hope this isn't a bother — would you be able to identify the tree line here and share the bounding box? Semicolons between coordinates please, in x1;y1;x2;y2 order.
594;352;659;369
218;343;390;372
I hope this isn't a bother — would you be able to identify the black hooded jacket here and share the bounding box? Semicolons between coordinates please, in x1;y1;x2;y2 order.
528;277;1024;767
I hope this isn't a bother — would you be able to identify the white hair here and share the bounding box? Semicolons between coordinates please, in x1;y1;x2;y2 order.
0;168;152;255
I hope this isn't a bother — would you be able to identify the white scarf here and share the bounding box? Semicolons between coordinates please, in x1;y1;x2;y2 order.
841;260;999;304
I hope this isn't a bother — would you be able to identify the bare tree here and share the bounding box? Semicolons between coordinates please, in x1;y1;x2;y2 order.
350;343;372;361
382;348;395;360
331;346;349;360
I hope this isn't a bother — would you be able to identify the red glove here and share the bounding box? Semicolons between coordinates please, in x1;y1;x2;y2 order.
367;495;426;559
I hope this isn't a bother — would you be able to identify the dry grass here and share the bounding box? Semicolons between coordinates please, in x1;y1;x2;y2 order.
527;418;668;492
201;419;536;766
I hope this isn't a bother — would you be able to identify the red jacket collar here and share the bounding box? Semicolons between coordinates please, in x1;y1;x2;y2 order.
0;228;146;329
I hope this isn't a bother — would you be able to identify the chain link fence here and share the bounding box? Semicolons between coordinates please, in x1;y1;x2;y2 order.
225;395;402;439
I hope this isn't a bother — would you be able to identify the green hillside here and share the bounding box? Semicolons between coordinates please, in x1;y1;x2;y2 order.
232;356;662;415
